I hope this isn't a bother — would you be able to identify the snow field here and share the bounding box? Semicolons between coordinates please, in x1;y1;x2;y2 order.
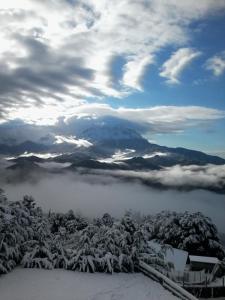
0;268;180;300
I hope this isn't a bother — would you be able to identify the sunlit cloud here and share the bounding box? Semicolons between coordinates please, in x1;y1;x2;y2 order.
160;48;201;84
54;135;93;147
0;103;224;145
6;152;61;160
5;96;85;125
205;51;225;76
98;149;136;163
65;103;225;133
122;55;154;90
143;152;168;159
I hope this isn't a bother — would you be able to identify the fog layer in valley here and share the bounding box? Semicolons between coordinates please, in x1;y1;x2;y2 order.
2;172;225;232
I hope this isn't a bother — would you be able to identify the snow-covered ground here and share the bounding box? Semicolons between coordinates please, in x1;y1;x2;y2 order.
0;268;180;300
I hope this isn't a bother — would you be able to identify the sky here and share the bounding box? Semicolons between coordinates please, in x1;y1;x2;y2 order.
0;0;225;156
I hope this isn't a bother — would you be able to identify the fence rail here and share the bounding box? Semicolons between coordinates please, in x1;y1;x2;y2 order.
139;261;198;300
151;264;207;285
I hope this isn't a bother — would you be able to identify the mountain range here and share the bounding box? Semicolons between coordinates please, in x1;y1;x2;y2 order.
1;123;224;171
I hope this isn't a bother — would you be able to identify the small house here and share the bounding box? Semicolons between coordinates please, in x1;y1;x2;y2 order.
188;255;220;272
148;240;189;273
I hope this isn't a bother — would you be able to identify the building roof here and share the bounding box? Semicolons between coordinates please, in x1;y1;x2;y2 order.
148;240;188;272
189;255;220;264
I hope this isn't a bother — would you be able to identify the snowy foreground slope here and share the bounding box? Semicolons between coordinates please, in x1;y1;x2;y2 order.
0;268;179;300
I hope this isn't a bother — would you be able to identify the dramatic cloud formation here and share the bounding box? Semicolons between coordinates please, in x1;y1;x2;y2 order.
160;48;201;84
0;0;225;124
205;51;225;76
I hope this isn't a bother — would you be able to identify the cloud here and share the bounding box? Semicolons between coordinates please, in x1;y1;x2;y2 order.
0;104;224;144
65;103;225;134
18;152;60;159
205;51;225;76
0;119;53;144
122;55;154;90
0;0;224;123
160;48;201;84
86;163;225;193
0;34;93;124
0;103;225;146
54;135;93;147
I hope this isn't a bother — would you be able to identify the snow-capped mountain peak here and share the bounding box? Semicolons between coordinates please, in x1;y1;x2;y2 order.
80;126;143;142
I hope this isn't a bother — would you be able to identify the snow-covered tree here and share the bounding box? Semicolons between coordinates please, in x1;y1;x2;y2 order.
101;213;114;227
22;240;54;269
21;201;55;270
150;211;225;259
0;193;35;273
22;219;54;269
49;210;87;234
1;188;224;277
68;213;166;274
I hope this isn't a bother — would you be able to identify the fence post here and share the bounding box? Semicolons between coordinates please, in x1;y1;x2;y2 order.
211;287;213;298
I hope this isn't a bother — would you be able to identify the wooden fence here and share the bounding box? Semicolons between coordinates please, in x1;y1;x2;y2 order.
139;261;198;300
150;263;223;287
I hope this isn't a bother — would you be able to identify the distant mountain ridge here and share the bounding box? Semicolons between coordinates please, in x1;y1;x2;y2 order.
2;123;225;194
1;124;225;168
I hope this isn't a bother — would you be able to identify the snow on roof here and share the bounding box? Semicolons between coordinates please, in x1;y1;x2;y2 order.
189;255;220;264
148;241;188;272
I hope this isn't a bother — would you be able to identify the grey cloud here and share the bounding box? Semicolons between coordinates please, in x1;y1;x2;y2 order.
3;34;93;83
0;33;95;119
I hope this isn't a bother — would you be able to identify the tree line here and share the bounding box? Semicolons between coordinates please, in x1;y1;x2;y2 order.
0;188;224;275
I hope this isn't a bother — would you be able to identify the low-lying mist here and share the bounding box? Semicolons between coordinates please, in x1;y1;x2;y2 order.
2;171;225;232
